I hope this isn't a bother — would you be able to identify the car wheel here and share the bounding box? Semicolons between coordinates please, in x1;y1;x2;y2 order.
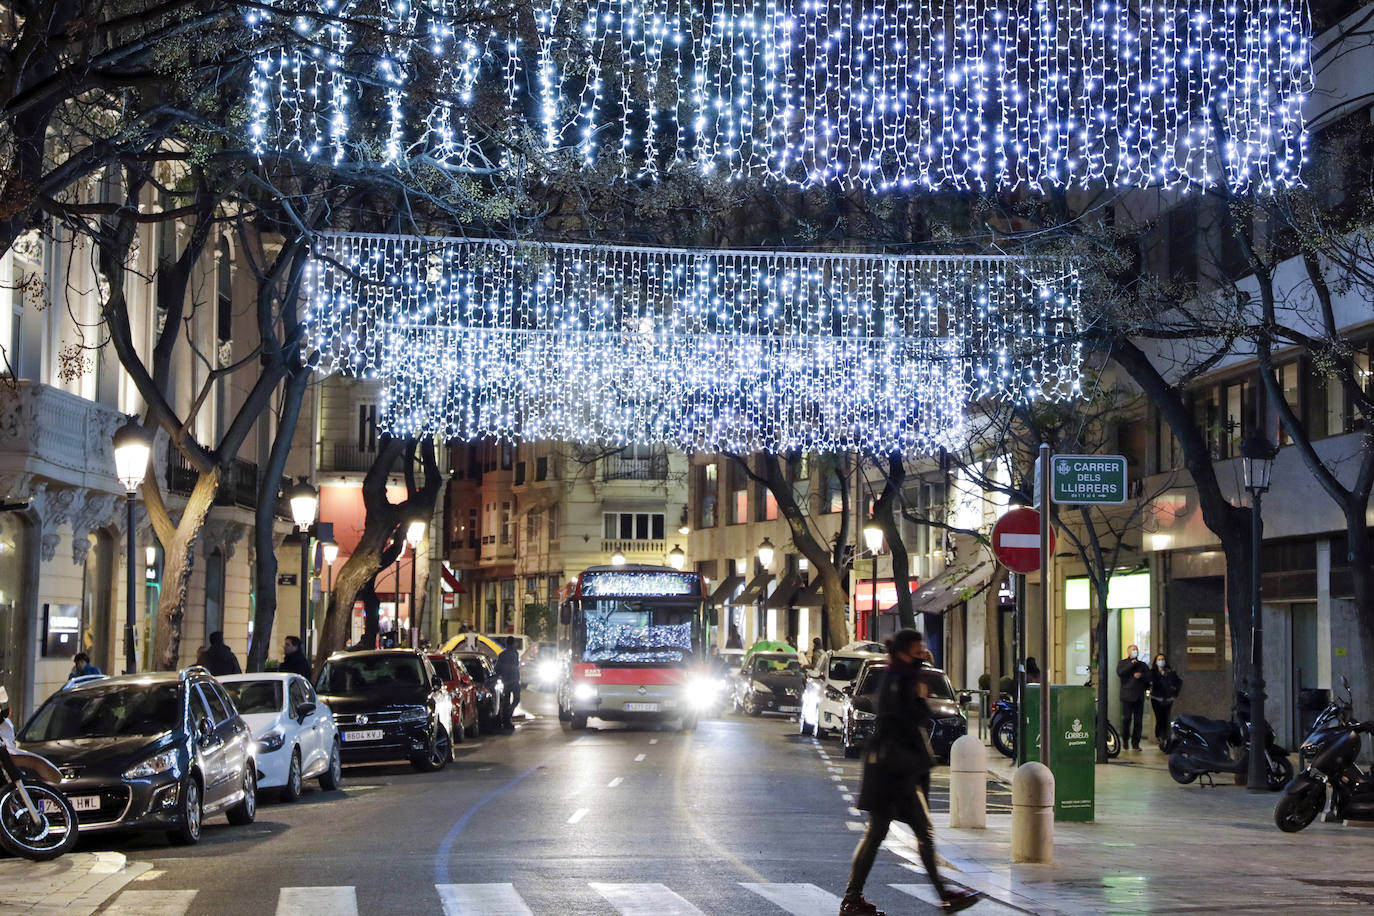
413;726;452;772
843;725;861;759
452;717;466;744
226;768;257;826
318;741;342;791
680;714;698;733
746;699;762;717
280;749;303;803
799;715;815;737
167;776;202;846
569;712;588;731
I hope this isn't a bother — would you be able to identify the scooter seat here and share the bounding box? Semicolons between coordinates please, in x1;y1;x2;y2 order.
1177;714;1232;738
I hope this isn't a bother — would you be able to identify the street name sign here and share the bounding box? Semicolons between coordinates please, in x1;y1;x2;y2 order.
991;507;1054;574
1051;454;1128;505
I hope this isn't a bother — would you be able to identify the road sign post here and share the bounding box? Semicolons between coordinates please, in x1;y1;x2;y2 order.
1050;455;1128;505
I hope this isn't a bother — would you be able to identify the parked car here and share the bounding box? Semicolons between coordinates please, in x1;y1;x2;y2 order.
219;673;341;801
453;651;503;733
799;648;883;737
839;660;968;760
314;650;453;771
732;653;806;717
17;668;257;845
482;633;530;660
426;652;480;741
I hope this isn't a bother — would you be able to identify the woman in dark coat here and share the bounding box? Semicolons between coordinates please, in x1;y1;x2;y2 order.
840;630;980;915
1148;653;1183;747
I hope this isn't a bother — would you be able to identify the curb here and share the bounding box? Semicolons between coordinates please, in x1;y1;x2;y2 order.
0;851;152;916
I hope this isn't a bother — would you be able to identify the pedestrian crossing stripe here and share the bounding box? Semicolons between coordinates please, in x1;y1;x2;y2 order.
104;882;923;916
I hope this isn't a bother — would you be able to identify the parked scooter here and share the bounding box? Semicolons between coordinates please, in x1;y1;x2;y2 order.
1274;676;1374;832
989;694;1121;759
1167;694;1293;790
0;687;79;860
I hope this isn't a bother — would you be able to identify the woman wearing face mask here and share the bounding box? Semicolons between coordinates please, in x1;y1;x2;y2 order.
1148;654;1182;749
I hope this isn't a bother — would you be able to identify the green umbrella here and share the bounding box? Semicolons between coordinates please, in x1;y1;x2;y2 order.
745;640;798;656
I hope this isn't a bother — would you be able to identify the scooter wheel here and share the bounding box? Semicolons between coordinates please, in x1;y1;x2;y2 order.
1274;783;1323;832
1167;754;1198;784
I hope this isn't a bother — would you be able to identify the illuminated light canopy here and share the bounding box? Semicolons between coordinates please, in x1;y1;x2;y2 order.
248;0;1310;191
302;234;1081;454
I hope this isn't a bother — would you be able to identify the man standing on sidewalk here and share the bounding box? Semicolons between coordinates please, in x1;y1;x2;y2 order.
1117;645;1150;751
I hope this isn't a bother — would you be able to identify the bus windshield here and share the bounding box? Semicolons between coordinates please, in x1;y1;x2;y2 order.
578;598;700;664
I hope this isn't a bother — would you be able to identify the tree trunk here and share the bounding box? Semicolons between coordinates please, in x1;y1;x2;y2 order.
246;366;311;672
151;469;220;670
872;453;915;629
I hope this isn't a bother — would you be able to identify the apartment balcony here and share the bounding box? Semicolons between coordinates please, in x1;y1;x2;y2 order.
0;380;125;494
600;538;667;557
165;450;288;515
319;441;403;474
603;453;668;481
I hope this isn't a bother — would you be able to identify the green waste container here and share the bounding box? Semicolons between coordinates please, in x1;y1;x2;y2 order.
1023;685;1096;822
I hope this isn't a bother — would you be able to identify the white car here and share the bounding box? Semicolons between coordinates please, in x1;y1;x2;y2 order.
799;649;883;737
220;673;341;802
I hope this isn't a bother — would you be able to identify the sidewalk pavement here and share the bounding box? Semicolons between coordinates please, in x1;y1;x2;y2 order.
0;852;151;916
924;745;1371;915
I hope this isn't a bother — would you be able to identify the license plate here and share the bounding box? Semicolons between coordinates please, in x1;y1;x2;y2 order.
43;796;98;813
778;705;799;713
624;703;660;712
343;729;384;742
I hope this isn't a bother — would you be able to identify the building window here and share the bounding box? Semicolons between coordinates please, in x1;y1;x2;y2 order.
822;464;844;513
536;456;548;481
525;576;541;597
697;463;718;528
204;549;226;639
500;443;514;470
729;461;748;524
547;574;561;596
216;239;233;345
515;461;526;485
526;511;540;544
603;512;666;540
466;508;479;548
500;502;512;545
358;403;378;453
547;504;560;541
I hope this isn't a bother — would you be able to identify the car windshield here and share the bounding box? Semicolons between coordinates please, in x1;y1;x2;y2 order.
429;658;454;680
22;683;181;741
855;666;955;700
578;598;699;664
317;656;427;696
753;654;802;674
222;680;283;715
828;657;866;681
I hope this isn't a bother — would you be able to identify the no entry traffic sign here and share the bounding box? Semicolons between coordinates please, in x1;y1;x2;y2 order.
992;507;1055;574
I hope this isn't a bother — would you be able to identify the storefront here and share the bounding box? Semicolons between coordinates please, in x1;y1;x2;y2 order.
1063;570;1152;712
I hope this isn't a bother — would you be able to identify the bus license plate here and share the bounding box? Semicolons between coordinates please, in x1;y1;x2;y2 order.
624;703;660;712
344;729;384;742
43;796;97;813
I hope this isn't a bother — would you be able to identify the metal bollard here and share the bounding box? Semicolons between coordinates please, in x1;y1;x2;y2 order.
1011;761;1054;863
948;734;987;829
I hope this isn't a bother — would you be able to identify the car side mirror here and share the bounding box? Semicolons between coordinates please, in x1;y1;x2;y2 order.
852;696;875;713
296;702;316;720
957;690;972;707
197;716;214;741
432;676;445;691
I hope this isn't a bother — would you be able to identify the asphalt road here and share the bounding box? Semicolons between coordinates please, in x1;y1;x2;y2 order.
80;691;991;915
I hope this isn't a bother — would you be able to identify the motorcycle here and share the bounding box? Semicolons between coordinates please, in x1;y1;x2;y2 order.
989;694;1121;759
1166;694;1292;791
0;689;80;860
1274;676;1374;832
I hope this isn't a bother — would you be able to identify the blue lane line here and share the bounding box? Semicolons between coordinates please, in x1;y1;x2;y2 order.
433;758;550;886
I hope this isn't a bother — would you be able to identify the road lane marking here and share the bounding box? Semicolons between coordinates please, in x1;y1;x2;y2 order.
635;753;647;761
649;738;658;744
568;807;589;824
891;884;1014;913
830;774;842;781
842;794;854;802
591;882;706;915
847;807;862;817
103;890;197;916
846;820;866;831
742;883;843;916
277;886;358;916
437;884;534;916
607;776;624;787
827;766;844;773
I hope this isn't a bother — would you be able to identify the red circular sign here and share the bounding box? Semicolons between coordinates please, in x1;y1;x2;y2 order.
991;508;1054;574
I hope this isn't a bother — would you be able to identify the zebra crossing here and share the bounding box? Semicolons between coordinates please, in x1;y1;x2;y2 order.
99;881;947;915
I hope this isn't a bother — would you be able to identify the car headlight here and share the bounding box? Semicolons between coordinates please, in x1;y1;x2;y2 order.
751;680;773;694
853;708;876;721
123;748;179;780
825;685;846;701
537;660;560;684
572;682;598;701
685;677;719;710
398;707;429;723
257;728;286;753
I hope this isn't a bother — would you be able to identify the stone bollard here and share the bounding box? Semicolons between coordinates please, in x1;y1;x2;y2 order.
948;734;987;829
1011;761;1055;863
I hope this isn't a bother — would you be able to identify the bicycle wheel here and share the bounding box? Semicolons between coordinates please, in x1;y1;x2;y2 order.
0;781;79;861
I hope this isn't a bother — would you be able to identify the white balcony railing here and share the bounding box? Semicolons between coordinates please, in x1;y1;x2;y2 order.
0;380;124;487
600;538;667;555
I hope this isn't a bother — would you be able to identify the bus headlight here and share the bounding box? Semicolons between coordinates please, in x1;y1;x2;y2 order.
536;660;560;686
572;682;598;701
685;678;719;710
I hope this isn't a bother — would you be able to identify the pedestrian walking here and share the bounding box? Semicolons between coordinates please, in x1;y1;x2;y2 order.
1117;644;1150;751
839;629;981;915
68;653;102;679
807;637;825;670
1148;653;1183;748
1023;657;1041;684
495;639;521;730
280;636;312;679
201;631;242;676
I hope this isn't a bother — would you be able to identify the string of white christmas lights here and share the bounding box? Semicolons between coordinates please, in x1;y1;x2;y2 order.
301;233;1081;453
247;0;1310;191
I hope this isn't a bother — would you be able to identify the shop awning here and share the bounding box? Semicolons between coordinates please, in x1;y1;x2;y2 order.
735;571;775;604
763;571;803;609
908;548;997;616
708;574;744;605
794;578;827;608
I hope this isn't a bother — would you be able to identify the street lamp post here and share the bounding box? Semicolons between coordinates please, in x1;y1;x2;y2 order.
406;518;426;648
862;522;884;641
322;540;339;595
112;417;152;674
287;477;319;658
1241;431;1278;792
667;544;686;570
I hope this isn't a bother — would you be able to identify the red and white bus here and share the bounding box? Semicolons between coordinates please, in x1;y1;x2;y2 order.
555;565;713;731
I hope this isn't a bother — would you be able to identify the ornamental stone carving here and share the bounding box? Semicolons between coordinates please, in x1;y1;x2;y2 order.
70;493;119;566
201;519;249;560
28;483;79;563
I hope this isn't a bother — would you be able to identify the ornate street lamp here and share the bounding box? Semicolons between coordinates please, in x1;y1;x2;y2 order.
756;537;775;569
861;522;885;642
406;518;427;646
668;544;686;570
321;539;339;607
112;417;152;673
1241;431;1278;792
610;549;627;566
286;477;318;657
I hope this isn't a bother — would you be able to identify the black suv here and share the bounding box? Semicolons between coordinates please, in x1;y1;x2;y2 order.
315;649;454;771
840;661;967;761
17;668;257;845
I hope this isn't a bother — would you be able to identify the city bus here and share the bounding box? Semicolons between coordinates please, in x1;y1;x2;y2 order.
555;565;714;731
